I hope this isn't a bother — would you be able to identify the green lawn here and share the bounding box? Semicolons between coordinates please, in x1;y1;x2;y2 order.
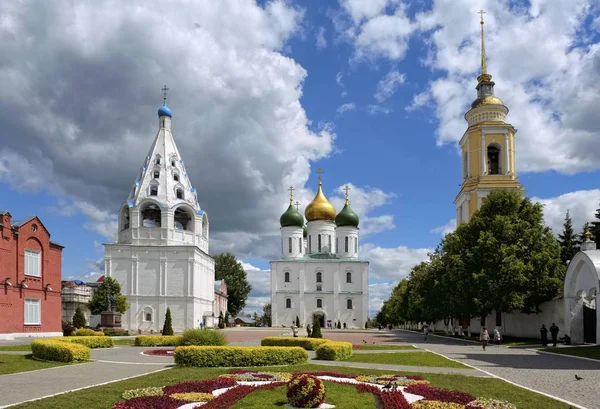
113;339;136;346
0;353;71;375
539;345;600;360
353;344;417;350
7;364;570;409
0;345;32;352
229;381;376;409
341;351;469;368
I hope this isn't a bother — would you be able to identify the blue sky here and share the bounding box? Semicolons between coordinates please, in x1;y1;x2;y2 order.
1;0;599;316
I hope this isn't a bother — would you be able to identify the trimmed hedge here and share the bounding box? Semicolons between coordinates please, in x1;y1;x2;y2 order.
134;335;182;346
57;336;114;349
174;346;308;367
31;339;90;362
315;341;353;360
261;337;328;351
73;328;105;337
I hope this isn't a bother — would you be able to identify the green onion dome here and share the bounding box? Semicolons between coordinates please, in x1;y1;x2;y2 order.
280;203;304;228
335;202;359;227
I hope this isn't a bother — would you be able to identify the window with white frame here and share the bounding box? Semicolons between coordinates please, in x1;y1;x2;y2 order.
347;299;353;309
355;238;358;253
285;298;292;308
317;298;323;308
24;298;41;325
345;237;348;252
299;238;302;253
308;236;312;253
316;272;322;283
288;237;292;253
143;307;153;322
284;271;290;282
318;234;322;252
25;249;41;277
346;272;352;283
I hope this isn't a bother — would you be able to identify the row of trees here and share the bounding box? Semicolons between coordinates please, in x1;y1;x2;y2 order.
376;190;568;327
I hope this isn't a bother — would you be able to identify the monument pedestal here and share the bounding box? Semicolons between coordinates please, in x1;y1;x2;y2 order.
101;311;122;328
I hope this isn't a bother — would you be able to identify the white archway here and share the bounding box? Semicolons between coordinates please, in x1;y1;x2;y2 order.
564;250;600;344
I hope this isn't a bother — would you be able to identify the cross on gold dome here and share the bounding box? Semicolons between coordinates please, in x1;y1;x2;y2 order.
288;186;295;204
316;168;324;184
343;184;351;204
477;9;491;83
294;200;300;211
161;85;169;102
585;229;593;240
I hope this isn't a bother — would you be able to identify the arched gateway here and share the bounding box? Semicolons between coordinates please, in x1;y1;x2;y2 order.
564;233;600;344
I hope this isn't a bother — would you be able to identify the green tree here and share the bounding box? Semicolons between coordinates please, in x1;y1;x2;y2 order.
295;315;300;327
162;307;174;335
310;316;322;338
591;202;600;247
87;277;129;315
262;304;271;327
214;253;252;317
72;306;87;328
449;189;565;318
558;209;578;265
336;320;341;329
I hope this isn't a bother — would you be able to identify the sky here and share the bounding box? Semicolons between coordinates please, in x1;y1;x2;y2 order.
1;0;600;317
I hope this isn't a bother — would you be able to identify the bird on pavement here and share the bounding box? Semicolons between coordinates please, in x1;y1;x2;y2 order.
363;340;367;344
382;383;392;389
575;375;583;381
391;383;398;390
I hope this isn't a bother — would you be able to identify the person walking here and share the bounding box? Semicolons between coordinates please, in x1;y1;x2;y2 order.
493;327;501;347
480;327;490;350
550;323;559;347
540;324;548;346
423;324;429;343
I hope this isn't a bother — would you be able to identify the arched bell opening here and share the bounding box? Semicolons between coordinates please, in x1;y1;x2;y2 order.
174;206;194;232
487;144;501;175
120;206;130;231
140;203;162;227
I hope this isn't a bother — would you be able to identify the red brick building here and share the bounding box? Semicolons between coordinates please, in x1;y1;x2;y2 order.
0;211;64;339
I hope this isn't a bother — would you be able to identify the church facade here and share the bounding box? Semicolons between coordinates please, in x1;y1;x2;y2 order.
105;90;216;332
270;176;369;329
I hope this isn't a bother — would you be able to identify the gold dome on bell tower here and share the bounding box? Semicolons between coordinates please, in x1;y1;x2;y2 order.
305;168;336;222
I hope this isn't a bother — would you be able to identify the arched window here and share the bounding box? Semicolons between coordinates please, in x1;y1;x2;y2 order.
336;238;339;253
171;159;176;167
150;186;158;196
463;151;468;178
346;272;352;283
345;237;349;252
143;306;153;322
299;238;302;253
174;174;179;182
316;272;322;283
328;235;331;251
487;144;500;175
141;203;161;227
176;189;184;199
285;298;292;308
153;170;160;179
174;207;193;231
317;299;323;308
120;206;130;231
155;157;161;165
284;272;290;283
347;299;353;309
288;237;292;253
309;236;312;253
355;239;358;254
318;234;322;252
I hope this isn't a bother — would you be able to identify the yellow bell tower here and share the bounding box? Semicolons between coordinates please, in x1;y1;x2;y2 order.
454;10;524;224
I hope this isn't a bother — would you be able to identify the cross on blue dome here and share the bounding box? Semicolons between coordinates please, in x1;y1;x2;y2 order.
158;84;172;118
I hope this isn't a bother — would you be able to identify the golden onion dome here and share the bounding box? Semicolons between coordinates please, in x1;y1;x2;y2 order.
471;94;504;109
305;182;336;222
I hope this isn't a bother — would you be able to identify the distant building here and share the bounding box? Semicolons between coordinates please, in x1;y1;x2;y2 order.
233;316;256;326
213;280;228;321
60;279;102;328
0;212;64;340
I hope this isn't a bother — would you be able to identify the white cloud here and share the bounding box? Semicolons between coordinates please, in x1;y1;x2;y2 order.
337;103;356;113
360;243;432;281
431;218;456;236
340;0;391;25
405;91;432;111
532;189;600;235
368;281;397;316
366;105;391;115
316;26;327;49
374;70;405;102
335;71;344;88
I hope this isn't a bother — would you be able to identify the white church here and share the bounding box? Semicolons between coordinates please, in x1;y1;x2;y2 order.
104;89;219;332
270;174;369;329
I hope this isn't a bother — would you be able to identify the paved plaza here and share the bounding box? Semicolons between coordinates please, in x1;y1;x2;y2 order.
0;328;597;408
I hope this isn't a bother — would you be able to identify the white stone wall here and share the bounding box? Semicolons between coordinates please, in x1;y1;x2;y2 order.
306;221;336;254
271;260;368;329
336;226;359;258
281;226;304;259
105;244;214;332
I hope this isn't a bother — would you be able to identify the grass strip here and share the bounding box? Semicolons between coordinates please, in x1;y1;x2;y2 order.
341;351;469;368
353;344;417;350
0;345;32;352
539;345;600;360
0;353;70;375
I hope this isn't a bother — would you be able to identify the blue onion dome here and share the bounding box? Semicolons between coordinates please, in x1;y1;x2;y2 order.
335;202;359;227
158;102;172;118
280;204;304;228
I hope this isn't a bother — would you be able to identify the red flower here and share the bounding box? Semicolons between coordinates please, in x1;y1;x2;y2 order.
404;384;475;405
143;349;175;356
163;377;237;395
112;396;185;409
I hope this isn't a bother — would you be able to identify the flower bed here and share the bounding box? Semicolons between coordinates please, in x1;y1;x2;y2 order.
111;370;516;409
143;349;175;356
